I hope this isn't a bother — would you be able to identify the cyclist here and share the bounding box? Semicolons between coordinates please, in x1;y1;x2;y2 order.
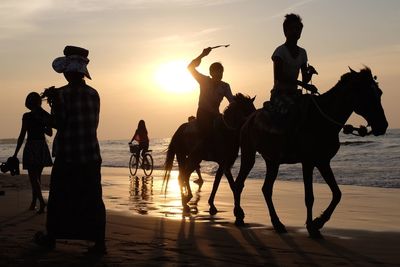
129;120;149;158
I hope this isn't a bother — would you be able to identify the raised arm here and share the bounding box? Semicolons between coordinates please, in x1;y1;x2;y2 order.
187;47;212;82
41;87;63;130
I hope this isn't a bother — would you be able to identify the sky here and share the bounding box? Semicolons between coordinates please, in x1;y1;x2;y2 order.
1;0;399;140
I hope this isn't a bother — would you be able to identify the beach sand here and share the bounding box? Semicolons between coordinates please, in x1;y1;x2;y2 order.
0;167;399;266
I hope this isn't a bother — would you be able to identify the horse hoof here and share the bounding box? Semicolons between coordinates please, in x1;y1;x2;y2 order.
312;217;325;230
306;223;324;239
308;229;324;239
233;207;245;219
273;223;288;234
209;206;218;215
235;218;245;227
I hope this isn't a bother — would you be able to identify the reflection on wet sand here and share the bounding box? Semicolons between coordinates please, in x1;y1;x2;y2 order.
129;176;154;214
103;170;233;225
125;171;206;219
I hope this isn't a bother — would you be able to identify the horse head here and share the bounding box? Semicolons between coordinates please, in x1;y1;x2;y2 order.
346;67;388;136
223;93;256;129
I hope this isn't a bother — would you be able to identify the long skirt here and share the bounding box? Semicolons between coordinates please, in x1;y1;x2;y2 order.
46;160;106;242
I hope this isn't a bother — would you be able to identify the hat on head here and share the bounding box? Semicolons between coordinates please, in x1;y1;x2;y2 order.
52;45;91;79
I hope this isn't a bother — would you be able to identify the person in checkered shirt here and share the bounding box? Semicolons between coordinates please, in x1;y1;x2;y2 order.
34;46;106;255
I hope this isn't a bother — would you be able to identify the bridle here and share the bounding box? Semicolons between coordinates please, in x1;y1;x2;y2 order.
309;94;372;137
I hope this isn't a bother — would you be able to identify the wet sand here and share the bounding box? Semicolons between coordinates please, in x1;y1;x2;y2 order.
0;167;399;266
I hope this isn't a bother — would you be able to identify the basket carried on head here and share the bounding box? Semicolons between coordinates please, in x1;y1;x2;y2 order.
129;144;140;154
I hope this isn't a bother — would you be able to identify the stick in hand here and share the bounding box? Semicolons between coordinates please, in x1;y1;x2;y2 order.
211;44;230;50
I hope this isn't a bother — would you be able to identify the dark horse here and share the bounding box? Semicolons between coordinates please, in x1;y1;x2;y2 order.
163;93;256;213
234;68;388;238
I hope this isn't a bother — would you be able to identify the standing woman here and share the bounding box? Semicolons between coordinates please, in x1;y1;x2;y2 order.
14;92;53;214
129;120;149;158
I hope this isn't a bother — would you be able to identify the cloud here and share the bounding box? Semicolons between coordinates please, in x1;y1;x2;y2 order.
268;0;318;20
143;27;221;52
29;0;244;12
0;0;53;39
0;0;244;40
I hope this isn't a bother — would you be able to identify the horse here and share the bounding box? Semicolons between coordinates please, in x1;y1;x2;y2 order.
163;93;256;213
233;67;388;238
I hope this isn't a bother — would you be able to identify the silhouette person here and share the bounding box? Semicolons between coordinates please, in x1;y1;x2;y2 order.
129;119;149;159
34;46;106;254
270;14;318;114
187;115;203;185
187;47;234;151
13;92;52;214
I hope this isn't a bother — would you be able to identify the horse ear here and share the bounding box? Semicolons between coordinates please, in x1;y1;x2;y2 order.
251;96;256;102
348;66;356;73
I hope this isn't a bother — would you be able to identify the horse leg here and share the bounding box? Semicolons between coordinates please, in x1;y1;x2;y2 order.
262;161;286;233
313;163;342;232
302;162;321;238
181;154;204;212
233;149;256;226
224;168;236;195
176;154;191;212
208;166;224;215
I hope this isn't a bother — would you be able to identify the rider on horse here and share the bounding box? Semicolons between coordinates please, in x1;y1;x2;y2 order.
268;14;318;121
188;47;234;150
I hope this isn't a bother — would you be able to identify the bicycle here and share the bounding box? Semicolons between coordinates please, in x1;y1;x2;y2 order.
129;143;154;176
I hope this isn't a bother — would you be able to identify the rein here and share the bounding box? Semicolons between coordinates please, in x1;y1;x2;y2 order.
310;95;372;137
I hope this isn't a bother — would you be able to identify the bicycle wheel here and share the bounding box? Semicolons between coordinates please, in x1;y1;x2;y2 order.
142;153;154;176
129;154;139;176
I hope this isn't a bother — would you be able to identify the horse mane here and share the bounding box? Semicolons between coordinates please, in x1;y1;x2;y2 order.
322;67;373;97
221;93;253;128
233;93;252;103
223;93;251;112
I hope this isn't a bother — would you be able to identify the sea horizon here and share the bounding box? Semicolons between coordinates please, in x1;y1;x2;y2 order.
1;129;399;189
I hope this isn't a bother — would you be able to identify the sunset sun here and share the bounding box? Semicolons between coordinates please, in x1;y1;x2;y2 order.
154;60;197;93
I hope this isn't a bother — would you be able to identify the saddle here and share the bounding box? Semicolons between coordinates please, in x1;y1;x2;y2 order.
183;117;226;161
262;93;310;132
262;94;311;161
184;115;226;139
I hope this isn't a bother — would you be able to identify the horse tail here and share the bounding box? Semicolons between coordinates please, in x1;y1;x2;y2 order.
162;123;187;193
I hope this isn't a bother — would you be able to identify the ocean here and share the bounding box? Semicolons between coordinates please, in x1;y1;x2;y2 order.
1;129;399;188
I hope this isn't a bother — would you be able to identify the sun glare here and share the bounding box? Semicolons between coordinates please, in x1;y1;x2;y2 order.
154;60;197;93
